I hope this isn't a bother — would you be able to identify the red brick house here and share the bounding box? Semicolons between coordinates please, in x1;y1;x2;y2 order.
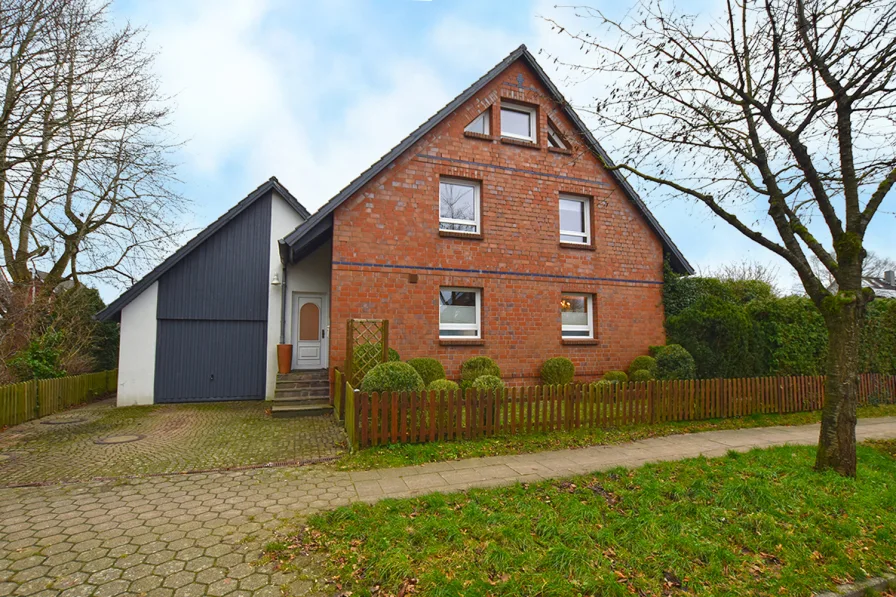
99;45;691;410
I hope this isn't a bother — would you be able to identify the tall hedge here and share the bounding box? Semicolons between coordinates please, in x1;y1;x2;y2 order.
663;263;895;378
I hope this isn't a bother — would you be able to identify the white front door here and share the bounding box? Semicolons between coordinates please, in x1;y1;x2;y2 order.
293;295;327;369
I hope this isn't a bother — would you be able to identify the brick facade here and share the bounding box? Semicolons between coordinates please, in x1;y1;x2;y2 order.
328;58;666;384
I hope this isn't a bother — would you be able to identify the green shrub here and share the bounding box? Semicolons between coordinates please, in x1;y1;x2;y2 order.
602;370;628;383
427;379;460;392
540;357;575;385
472;375;505;390
628;355;656;376
7;330;66;380
648;345;665;357
591;380;613;390
406;358;445;387
748;296;828;376
655;344;697;380
359;362;424;393
630;369;654;382
460;356;501;390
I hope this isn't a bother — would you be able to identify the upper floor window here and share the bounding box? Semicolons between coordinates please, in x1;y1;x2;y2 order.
500;102;537;142
561;293;593;338
465;110;490;135
439;178;480;234
547;121;567;149
559;194;591;245
439;287;481;338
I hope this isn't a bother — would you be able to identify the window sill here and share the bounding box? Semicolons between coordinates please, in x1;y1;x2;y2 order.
549;146;573;155
463;131;494;142
500;136;539;149
559;241;596;251
439;338;485;346
439;229;483;240
562;338;599;345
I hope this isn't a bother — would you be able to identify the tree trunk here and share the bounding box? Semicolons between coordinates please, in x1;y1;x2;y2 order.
815;296;865;477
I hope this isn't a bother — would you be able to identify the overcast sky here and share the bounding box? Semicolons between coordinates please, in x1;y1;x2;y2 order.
102;0;894;300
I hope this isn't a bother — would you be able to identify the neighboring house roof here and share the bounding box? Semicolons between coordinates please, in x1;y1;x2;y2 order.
863;275;896;299
281;44;694;275
96;177;309;322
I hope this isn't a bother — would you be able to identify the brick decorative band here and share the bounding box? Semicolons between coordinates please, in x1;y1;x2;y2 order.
416;153;610;187
333;260;662;286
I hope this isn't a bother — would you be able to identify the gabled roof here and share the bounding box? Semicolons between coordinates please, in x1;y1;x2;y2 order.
282;44;693;275
96;177;309;322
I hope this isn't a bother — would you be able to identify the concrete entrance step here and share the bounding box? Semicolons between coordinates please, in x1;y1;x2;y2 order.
271;400;332;418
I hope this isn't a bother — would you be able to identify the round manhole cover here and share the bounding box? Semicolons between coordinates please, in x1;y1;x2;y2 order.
94;434;144;445
41;417;87;425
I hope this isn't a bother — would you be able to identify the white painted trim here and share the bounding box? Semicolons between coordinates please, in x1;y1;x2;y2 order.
292;292;329;370
500;101;537;142
559;194;591;245
116;281;158;406
561;293;594;339
439;287;482;339
439;178;480;234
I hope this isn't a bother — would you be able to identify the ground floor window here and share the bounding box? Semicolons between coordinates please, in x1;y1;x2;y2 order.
439;287;481;338
561;293;593;338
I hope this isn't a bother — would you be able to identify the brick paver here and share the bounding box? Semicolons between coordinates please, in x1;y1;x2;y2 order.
0;399;347;486
1;416;895;596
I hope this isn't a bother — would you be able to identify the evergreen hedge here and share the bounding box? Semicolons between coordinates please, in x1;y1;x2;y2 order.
663;264;896;377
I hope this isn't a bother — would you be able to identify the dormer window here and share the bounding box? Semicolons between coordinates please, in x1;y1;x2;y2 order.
464;110;490;135
500;101;536;142
547;121;567;149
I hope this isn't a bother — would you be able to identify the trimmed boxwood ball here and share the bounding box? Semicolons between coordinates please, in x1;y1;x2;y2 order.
406;358;445;387
630;369;654;382
472;375;505;390
602;370;629;383
628;355;657;376
541;357;575;385
459;356;501;389
427;379;459;392
655;344;697;380
359;362;424;393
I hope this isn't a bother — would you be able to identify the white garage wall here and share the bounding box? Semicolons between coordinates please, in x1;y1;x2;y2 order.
116;281;158;406
265;191;308;398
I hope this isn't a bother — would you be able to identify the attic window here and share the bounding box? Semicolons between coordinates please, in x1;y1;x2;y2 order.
547;121;567;149
465;110;490;135
500;101;536;142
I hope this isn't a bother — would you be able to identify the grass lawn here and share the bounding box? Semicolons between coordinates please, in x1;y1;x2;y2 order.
336;403;896;471
270;441;896;597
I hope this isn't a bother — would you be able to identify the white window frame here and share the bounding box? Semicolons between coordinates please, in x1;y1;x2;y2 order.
439;178;481;234
439;287;481;339
561;293;594;339
547;121;567;149
465;110;490;135
500;101;537;142
559;194;591;245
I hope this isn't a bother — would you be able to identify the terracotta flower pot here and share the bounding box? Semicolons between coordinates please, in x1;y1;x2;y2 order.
277;344;292;374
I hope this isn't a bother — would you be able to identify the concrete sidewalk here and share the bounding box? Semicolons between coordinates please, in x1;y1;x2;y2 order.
346;416;896;500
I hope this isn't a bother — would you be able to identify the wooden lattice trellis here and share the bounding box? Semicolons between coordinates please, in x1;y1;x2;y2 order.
343;319;390;386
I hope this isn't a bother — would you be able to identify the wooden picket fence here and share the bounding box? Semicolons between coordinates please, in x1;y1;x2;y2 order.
0;370;118;429
333;371;896;451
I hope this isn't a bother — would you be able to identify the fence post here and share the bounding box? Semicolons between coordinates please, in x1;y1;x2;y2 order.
381;320;389;365
648;380;655;424
32;379;39;420
344;319;354;386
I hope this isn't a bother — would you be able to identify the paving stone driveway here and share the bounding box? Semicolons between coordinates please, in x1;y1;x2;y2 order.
2;412;895;597
0;400;347;486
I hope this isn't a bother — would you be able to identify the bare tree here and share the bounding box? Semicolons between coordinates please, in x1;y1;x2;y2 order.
545;0;896;475
0;0;185;299
808;250;896;288
705;259;781;291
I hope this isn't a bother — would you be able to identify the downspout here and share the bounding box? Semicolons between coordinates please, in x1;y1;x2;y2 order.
279;262;288;345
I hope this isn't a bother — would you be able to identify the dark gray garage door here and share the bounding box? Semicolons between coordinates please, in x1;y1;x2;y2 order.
154;320;266;403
